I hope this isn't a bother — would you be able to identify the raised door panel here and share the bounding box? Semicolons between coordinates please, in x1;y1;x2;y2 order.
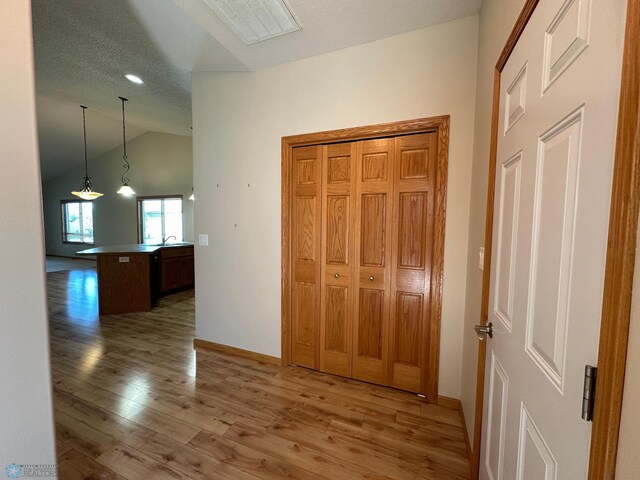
183;257;195;289
160;254;195;294
296;197;316;261
327;155;350;184
360;194;386;267
161;257;184;292
295;283;317;345
326;195;349;264
362;153;389;182
394;293;422;365
320;143;356;377
325;286;348;352
397;192;427;269
291;145;322;369
358;288;384;358
389;133;437;393
352;138;394;385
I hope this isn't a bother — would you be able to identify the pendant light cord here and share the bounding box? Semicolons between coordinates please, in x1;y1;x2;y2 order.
80;105;93;190
119;96;131;185
81;105;89;179
72;104;102;198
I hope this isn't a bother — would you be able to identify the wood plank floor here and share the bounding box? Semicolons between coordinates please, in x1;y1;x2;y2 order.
47;267;470;479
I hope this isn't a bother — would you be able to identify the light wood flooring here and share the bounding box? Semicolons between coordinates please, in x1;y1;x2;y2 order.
48;267;470;479
46;255;96;273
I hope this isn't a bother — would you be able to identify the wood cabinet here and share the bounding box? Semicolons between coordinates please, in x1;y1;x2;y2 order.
96;253;154;315
159;246;194;294
289;131;441;395
78;243;195;316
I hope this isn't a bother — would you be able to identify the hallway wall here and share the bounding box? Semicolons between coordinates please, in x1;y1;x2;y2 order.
0;0;57;468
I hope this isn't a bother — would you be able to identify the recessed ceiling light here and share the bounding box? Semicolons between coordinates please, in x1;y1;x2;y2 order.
203;0;301;45
125;74;144;85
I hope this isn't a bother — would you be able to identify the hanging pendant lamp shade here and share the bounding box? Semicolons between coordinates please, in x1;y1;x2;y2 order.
71;106;103;200
117;96;135;195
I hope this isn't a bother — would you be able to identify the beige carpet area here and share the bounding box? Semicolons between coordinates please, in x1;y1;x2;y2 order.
45;255;96;273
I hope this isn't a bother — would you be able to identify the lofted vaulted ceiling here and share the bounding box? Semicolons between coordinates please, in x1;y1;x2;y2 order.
32;0;482;181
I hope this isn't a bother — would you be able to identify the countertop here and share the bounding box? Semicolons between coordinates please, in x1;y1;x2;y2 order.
76;243;194;255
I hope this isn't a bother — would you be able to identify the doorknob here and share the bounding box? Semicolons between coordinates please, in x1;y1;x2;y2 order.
474;322;493;340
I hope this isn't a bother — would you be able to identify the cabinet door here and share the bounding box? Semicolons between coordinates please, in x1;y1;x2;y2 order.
319;143;356;377
160;249;194;294
161;257;186;292
388;133;437;393
291;145;322;368
183;256;194;287
352;138;395;385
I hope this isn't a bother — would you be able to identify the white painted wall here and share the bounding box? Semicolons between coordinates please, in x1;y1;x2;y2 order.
192;15;479;398
42;131;194;257
617;216;640;478
0;0;57;468
458;0;526;444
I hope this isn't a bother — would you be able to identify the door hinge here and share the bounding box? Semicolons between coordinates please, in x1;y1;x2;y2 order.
474;322;493;340
582;365;597;422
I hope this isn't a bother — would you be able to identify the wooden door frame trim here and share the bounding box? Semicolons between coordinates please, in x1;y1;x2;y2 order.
471;0;640;478
281;115;450;401
589;0;640;476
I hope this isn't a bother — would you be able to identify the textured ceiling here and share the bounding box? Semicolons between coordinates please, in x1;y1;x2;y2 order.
32;0;482;181
32;0;247;181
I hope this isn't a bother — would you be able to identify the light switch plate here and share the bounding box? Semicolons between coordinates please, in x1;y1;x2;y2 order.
199;234;209;246
478;247;485;271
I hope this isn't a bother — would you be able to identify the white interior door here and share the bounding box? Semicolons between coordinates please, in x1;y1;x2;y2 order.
480;0;627;478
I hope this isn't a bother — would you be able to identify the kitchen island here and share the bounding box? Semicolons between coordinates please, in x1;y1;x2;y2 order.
77;243;194;315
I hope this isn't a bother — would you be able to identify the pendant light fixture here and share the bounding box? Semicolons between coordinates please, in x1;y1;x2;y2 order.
116;96;135;196
71;105;103;200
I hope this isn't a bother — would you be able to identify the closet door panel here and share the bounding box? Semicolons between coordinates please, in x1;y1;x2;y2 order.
320;143;356;377
360;194;387;266
358;288;384;358
325;285;348;352
291;145;322;369
352;138;394;385
326;195;349;264
389;133;437;393
397;192;428;269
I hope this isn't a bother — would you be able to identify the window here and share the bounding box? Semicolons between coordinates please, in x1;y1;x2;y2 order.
137;196;183;245
61;200;94;244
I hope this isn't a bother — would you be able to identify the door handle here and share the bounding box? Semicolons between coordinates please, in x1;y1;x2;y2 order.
474;322;493;340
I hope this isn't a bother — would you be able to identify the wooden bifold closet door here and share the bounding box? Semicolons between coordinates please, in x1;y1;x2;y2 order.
290;145;322;369
290;132;438;394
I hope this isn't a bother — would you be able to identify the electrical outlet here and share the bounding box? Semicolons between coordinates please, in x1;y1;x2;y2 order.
199;234;209;246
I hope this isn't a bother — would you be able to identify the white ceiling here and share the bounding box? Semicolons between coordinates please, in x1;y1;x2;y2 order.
33;0;482;181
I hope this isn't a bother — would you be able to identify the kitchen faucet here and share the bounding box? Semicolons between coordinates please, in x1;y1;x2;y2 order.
162;235;176;245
